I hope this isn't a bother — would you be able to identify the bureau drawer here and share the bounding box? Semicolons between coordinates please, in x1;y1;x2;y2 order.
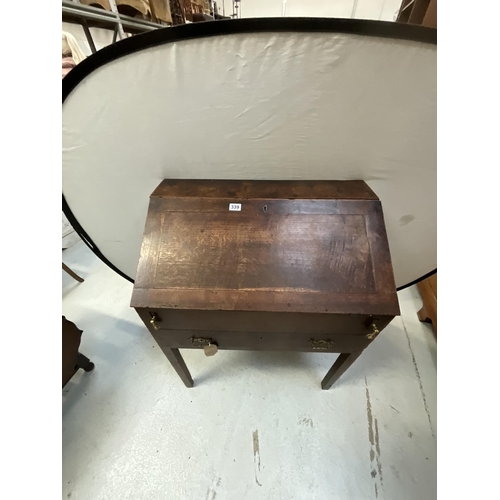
136;308;392;337
149;329;370;353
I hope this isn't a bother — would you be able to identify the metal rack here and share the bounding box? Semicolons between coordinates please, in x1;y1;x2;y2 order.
62;0;168;53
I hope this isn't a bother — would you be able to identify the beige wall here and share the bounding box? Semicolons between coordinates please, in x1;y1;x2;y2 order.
224;0;402;21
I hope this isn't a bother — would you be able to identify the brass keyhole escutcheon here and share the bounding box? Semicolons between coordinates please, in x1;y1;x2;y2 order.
191;337;218;356
366;322;379;340
149;312;161;331
309;339;335;350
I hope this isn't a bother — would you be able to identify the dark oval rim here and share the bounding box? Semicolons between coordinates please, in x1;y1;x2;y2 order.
62;17;437;289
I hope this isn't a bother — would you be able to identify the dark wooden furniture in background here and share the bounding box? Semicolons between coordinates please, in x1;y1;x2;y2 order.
62;316;94;388
417;274;437;335
397;0;437;28
131;180;400;389
62;262;84;283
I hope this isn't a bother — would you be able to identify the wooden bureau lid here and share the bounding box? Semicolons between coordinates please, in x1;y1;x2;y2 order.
131;180;399;316
150;179;379;201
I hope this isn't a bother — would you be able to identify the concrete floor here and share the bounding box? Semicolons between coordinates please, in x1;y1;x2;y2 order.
62;240;436;500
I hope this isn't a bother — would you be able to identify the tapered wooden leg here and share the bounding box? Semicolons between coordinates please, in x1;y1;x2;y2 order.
417;305;431;322
321;351;363;390
162;347;194;388
63;262;84;282
417;275;437;335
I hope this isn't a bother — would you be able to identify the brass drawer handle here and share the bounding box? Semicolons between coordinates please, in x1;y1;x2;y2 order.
309;339;335;350
149;312;161;330
191;337;218;357
366;322;379;340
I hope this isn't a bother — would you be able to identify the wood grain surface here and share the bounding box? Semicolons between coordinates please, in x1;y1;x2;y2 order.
132;180;399;316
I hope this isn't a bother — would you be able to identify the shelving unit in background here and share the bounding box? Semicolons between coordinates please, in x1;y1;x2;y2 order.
63;1;225;53
62;0;168;53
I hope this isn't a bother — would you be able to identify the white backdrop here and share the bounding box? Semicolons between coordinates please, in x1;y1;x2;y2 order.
63;30;436;287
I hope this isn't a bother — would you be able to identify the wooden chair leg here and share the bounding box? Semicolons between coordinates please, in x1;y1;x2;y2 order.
162;347;194;388
417;305;431;323
417;275;437;335
63;262;84;282
76;352;95;372
321;351;363;390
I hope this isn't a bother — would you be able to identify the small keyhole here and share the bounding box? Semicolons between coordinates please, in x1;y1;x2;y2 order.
263;205;267;212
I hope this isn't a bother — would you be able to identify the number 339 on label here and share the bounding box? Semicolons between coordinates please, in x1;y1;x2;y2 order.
229;203;242;211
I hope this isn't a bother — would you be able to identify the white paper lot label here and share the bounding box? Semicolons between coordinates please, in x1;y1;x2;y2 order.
229;203;241;211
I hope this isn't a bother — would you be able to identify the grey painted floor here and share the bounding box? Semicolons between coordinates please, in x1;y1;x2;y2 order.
62;240;436;500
